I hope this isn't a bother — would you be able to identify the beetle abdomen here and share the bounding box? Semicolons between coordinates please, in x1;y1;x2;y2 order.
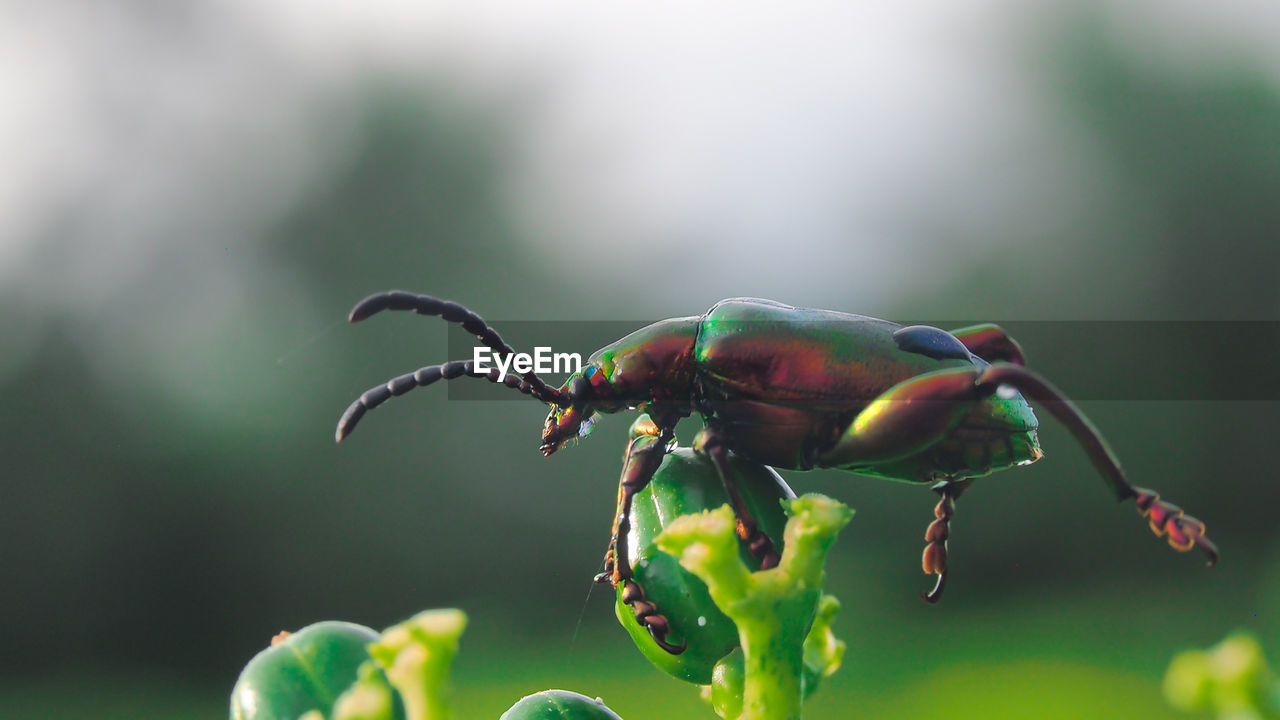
693;393;846;470
849;429;1043;483
946;426;1043;476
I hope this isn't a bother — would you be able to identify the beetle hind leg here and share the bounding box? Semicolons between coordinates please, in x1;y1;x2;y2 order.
974;364;1219;567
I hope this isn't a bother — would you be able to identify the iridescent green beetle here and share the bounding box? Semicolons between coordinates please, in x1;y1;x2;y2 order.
336;294;1218;654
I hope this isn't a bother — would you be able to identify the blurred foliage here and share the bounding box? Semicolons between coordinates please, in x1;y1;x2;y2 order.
1164;632;1280;719
1;7;1278;720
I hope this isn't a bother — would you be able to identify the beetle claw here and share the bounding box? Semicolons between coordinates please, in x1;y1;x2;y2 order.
920;571;947;604
647;626;687;655
759;549;781;571
595;545;617;585
621;579;686;655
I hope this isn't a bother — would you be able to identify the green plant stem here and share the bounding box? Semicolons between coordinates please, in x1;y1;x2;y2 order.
656;494;852;720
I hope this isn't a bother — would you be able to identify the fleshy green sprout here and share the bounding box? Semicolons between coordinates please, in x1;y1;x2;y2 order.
655;494;853;720
702;594;845;719
1164;631;1280;720
331;658;401;720
338;609;467;720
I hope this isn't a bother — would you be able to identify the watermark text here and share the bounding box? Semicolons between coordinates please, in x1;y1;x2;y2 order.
472;346;582;382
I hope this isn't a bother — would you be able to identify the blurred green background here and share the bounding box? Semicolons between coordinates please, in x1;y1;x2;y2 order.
2;2;1278;719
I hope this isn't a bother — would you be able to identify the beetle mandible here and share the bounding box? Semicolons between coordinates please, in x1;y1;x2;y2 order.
335;293;1218;654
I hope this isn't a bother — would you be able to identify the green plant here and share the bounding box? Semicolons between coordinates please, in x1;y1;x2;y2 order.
656;496;850;720
230;621;404;720
1165;631;1280;720
231;494;851;720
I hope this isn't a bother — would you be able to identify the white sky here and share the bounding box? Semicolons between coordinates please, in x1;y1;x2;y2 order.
1;0;1277;316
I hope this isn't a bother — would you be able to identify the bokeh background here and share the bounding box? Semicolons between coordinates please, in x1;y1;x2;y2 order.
3;2;1279;718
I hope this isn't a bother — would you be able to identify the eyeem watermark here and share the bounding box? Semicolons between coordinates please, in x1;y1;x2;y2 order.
472;346;582;382
448;319;1280;401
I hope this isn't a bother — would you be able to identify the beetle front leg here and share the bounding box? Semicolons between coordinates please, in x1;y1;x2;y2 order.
693;426;781;570
595;415;669;585
600;423;687;655
592;478;626;585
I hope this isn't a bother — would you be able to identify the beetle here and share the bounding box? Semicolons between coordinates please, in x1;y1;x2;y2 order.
335;292;1218;654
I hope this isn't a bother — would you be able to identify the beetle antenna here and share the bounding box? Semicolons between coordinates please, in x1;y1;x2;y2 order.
976;364;1218;566
346;290;566;407
336;358;570;442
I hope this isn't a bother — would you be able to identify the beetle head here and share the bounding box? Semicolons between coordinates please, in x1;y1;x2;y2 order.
540;368;612;456
541;405;595;456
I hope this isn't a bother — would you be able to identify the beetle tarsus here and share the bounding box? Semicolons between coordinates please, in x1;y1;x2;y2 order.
621;579;687;655
919;480;968;604
1133;487;1219;567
